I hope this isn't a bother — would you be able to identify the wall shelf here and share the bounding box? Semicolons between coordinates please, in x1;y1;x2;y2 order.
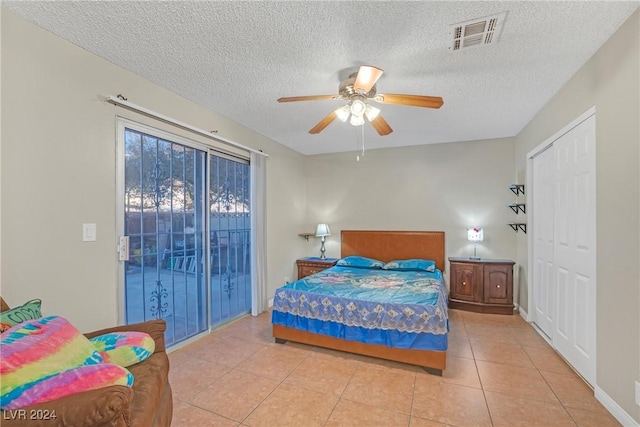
508;203;526;214
508;185;526;233
509;184;525;196
298;232;315;241
508;223;527;233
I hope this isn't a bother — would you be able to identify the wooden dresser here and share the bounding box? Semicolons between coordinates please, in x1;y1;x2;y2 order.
448;257;515;315
296;257;338;279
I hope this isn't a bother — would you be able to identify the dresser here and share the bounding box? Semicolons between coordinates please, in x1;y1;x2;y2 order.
448;257;515;315
296;257;338;280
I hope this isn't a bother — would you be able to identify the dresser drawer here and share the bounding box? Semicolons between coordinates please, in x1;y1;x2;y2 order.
298;265;322;279
296;258;337;280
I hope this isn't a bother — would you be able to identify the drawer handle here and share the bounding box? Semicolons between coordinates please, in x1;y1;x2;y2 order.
497;285;501;288
462;282;466;286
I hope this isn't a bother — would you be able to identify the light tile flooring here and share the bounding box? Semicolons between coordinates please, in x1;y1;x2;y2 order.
168;309;620;427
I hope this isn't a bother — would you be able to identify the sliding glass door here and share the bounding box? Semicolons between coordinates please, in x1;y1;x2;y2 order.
119;120;251;346
209;156;251;325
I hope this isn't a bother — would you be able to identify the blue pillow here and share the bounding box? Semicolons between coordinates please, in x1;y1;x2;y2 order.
382;259;436;272
336;256;385;269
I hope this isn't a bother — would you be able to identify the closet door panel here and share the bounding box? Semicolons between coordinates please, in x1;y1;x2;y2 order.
532;147;555;339
551;114;596;386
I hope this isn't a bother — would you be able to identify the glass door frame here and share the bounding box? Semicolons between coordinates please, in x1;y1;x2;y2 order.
116;117;213;341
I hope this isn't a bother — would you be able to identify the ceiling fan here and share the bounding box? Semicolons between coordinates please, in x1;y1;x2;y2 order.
277;65;443;136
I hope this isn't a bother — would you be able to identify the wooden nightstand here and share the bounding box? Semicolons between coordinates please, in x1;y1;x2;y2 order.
448;257;515;315
296;257;338;280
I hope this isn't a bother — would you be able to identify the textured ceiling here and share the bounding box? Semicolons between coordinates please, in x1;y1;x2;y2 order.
3;1;638;155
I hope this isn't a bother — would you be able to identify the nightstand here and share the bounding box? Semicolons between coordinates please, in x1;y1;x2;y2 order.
296;257;338;280
448;257;515;315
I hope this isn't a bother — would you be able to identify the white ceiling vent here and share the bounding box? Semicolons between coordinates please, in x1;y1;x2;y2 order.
449;12;507;51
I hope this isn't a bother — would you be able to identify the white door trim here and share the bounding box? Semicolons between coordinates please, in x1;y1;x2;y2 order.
527;106;596;160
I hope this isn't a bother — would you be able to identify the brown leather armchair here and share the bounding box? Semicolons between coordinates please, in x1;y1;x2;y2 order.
0;297;173;426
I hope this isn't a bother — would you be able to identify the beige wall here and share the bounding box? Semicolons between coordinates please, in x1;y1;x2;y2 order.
515;10;639;422
0;11;308;332
304;138;518;287
0;8;3;294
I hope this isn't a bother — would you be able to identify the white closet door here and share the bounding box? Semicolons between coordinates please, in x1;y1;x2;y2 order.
552;114;596;385
532;146;555;338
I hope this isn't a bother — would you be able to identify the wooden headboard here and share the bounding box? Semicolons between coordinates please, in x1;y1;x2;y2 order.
341;230;445;271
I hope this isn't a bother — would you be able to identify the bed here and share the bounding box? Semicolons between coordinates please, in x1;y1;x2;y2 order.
272;230;448;374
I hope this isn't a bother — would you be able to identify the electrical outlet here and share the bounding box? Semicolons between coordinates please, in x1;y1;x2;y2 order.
284;277;290;284
635;381;640;406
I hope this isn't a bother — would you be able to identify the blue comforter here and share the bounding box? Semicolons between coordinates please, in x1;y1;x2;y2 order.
272;265;448;350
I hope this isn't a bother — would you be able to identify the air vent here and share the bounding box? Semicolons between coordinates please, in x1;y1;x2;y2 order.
449;12;507;51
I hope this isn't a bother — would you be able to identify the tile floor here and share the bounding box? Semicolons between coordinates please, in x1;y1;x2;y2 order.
168;309;621;427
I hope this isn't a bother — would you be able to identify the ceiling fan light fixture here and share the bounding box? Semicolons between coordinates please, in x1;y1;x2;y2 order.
335;105;350;122
350;99;367;116
350;113;365;126
364;105;380;121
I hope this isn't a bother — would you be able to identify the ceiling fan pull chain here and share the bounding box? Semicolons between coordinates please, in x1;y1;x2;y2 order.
356;124;365;161
361;124;365;158
356;124;360;161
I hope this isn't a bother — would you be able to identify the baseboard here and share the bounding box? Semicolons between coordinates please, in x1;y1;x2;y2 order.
520;306;636;425
595;386;639;427
518;305;529;322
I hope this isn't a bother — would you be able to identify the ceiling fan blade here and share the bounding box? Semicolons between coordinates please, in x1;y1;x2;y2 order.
309;111;337;134
374;94;444;109
278;95;339;103
353;66;384;93
369;114;393;136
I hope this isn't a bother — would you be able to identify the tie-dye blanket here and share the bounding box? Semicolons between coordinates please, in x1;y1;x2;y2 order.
0;315;133;410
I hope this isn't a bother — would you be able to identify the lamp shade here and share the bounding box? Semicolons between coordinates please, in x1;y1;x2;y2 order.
350;114;365;126
315;224;331;237
335;105;350;122
365;104;380;121
350;99;366;116
467;227;484;242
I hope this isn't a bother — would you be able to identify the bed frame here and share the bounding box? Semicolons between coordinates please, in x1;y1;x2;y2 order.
273;230;447;374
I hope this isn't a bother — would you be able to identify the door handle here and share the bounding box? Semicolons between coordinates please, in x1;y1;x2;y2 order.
118;236;130;261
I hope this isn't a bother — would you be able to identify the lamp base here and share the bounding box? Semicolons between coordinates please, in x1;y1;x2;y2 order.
469;242;480;260
319;236;326;259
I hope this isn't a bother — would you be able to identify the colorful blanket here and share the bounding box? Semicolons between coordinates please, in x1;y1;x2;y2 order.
0;316;133;410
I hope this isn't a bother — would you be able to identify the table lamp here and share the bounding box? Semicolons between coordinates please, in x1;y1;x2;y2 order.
467;227;483;260
315;224;331;259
